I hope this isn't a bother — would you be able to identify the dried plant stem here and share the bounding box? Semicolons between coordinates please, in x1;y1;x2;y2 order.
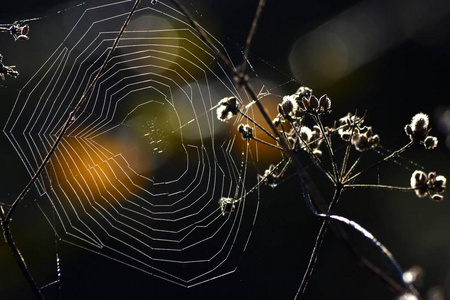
290;120;335;183
170;1;418;298
293;161;414;298
0;205;45;300
240;0;266;76
295;187;343;299
251;136;285;151
312;115;340;182
345;184;415;191
345;141;413;184
238;108;277;141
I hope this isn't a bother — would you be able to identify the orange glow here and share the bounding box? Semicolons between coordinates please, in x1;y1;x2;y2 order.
48;129;154;209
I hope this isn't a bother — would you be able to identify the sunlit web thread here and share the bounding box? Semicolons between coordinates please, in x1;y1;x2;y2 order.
3;0;264;287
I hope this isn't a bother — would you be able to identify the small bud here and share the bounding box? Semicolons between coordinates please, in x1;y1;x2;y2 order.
411;170;428;198
309;95;319;110
16;35;29;41
406;113;430;142
428;172;436;181
299;126;313;142
431;194;444;202
281;95;297;115
424;136;438;149
21;24;29;35
318;94;331;113
216;96;238;122
294;86;313;100
434;175;446;193
301;96;310;110
272;117;281;127
238;124;253;140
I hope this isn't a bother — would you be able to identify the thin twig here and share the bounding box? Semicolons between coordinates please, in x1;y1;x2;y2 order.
240;0;266;76
295;186;343;299
345;141;414;184
238;107;277;141
339;110;360;180
251;136;285;151
345;184;414;191
0;205;45;300
312;114;340;183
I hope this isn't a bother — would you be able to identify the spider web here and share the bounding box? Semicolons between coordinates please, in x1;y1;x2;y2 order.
2;0;268;288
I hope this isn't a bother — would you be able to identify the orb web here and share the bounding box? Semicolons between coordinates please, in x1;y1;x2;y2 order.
3;0;262;287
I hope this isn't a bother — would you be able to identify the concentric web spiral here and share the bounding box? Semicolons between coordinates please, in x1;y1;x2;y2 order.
3;0;265;287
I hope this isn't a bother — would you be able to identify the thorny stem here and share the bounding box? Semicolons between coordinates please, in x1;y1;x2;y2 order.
0;1;141;298
345;141;413;184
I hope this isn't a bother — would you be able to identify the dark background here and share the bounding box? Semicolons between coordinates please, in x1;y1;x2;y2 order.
1;0;450;299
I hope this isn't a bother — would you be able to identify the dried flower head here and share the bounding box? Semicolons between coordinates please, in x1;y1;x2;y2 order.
318;94;332;114
410;170;446;200
0;54;19;80
423;136;438;150
280;95;298;116
294;86;313;101
337;113;364;141
218;197;236;216
258;164;280;188
238;124;253;140
410;170;429;198
405;113;430;142
216;96;239;122
8;21;29;41
300;94;332;114
272;116;282;127
351;126;380;152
